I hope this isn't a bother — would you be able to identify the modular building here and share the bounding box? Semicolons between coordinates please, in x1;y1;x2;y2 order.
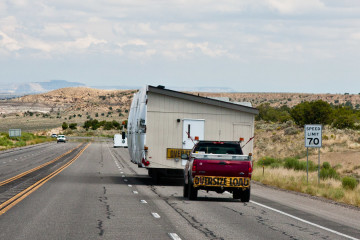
127;85;259;180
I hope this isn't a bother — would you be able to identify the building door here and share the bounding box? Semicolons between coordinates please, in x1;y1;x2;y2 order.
233;123;253;155
182;119;205;149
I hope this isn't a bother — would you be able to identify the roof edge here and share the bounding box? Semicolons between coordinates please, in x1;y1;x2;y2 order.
147;85;259;115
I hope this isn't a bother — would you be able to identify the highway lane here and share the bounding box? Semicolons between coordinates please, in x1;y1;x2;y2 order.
0;141;359;240
0;142;80;182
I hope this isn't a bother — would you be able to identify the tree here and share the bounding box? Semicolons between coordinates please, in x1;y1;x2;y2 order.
62;122;68;130
332;107;355;129
291;100;333;126
69;123;77;130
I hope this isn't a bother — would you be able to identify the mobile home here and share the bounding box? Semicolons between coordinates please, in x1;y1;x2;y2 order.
127;85;259;180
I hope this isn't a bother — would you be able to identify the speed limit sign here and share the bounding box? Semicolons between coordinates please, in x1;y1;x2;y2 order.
304;124;322;148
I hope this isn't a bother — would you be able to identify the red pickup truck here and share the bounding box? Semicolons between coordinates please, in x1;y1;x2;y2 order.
183;141;252;202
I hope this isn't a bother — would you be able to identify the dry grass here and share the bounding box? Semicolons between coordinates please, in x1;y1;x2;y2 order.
253;167;360;207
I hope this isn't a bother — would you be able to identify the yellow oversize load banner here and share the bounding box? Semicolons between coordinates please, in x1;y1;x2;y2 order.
166;148;192;159
193;176;250;188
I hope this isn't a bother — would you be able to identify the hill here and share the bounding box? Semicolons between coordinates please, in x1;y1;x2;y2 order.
0;87;135;132
195;92;360;108
1;87;360;132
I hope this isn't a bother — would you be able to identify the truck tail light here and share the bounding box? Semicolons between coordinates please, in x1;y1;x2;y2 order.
142;157;150;166
192;159;198;176
248;162;252;175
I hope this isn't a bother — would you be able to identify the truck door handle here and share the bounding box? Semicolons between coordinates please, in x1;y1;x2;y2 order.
219;162;227;165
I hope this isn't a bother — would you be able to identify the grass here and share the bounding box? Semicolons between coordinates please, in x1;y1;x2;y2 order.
253;167;360;207
0;132;54;151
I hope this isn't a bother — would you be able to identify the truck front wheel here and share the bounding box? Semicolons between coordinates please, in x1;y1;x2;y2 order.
241;187;251;202
188;179;198;200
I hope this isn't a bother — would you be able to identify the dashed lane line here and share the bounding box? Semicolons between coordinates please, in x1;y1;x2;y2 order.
151;212;161;218
168;233;182;240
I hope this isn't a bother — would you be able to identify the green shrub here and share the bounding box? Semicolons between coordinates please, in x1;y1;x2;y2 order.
257;157;279;166
0;137;13;146
322;162;331;169
284;158;299;169
270;162;282;168
320;168;340;180
330;188;345;200
342;176;358;190
15;141;26;147
284;158;317;171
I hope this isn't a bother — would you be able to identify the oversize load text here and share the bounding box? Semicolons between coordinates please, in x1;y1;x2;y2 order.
193;176;250;187
166;148;191;159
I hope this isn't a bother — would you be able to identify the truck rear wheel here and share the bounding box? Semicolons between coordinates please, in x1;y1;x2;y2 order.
188;179;198;200
183;180;189;197
241;187;251;202
233;189;241;199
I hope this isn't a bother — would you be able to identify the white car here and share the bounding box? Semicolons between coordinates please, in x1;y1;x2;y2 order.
57;135;66;143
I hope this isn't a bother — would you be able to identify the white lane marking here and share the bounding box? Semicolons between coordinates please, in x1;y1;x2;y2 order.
251;200;359;240
168;233;182;240
122;175;125;177
3;162;6;164
133;191;138;194
124;179;128;182
120;172;124;174
128;185;132;187
151;212;161;218
140;200;147;204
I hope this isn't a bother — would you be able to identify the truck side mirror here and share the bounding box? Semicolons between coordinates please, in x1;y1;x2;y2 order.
181;154;189;160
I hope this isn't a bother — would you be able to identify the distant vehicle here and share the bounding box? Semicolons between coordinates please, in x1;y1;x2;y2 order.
57;135;66;143
183;140;252;202
51;134;57;138
114;132;128;148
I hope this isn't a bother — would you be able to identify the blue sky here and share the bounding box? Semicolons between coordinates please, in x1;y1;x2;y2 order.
0;0;360;93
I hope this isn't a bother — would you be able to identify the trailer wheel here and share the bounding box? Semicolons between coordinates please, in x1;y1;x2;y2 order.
152;169;160;184
241;187;251;202
233;189;241;199
188;178;198;200
183;179;189;198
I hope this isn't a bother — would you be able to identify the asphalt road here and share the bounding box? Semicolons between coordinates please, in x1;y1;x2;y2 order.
0;141;359;240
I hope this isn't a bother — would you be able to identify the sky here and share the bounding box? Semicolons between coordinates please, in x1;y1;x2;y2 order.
0;0;360;93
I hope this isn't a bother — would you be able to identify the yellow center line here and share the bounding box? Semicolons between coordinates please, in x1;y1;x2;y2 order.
0;143;84;187
0;142;91;216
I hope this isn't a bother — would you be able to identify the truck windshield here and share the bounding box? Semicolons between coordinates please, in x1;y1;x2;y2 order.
194;142;243;155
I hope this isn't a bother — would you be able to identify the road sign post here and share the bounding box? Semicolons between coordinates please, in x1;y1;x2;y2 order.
304;125;322;184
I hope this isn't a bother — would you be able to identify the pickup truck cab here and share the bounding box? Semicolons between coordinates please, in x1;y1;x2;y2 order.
183;141;252;202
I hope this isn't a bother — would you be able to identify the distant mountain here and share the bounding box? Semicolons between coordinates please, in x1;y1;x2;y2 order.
0;80;86;95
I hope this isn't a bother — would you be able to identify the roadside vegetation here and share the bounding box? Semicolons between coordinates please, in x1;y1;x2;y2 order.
0;132;53;151
253;99;360;207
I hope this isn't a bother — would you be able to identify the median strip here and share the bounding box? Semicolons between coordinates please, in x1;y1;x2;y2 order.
0;143;91;216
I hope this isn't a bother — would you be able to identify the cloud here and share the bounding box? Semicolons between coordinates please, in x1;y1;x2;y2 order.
265;0;325;14
0;31;22;51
